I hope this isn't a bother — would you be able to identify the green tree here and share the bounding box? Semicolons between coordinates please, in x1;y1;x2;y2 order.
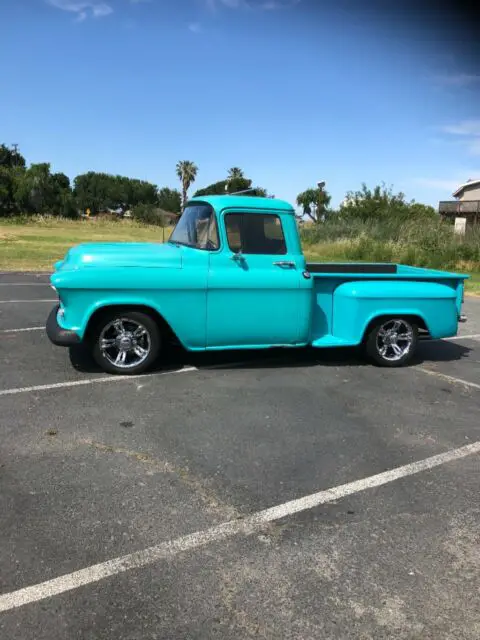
296;186;331;223
14;163;56;213
51;172;70;192
339;183;437;222
73;172;111;213
73;172;157;213
0;144;26;169
0;144;27;216
194;170;268;198
176;160;198;210
0;167;17;216
227;167;244;180
157;187;181;213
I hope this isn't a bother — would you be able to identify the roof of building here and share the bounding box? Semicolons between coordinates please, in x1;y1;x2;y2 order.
453;178;480;198
188;194;295;213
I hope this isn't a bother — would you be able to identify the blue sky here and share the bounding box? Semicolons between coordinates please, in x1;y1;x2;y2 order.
1;0;479;208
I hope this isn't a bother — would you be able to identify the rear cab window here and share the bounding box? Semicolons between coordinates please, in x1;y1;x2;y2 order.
225;213;287;255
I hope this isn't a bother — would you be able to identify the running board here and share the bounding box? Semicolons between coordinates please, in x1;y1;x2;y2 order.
310;335;357;348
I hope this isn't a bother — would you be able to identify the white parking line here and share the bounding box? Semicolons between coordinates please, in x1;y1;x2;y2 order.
0;272;49;276
416;367;480;391
0;441;478;613
0;327;44;334
0;366;198;397
444;334;480;341
0;299;56;304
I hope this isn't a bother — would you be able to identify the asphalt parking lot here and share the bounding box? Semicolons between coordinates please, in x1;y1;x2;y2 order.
0;273;479;640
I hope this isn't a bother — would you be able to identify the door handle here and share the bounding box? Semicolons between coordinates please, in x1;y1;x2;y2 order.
273;261;296;268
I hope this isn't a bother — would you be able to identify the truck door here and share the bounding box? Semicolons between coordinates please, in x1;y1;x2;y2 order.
206;211;305;348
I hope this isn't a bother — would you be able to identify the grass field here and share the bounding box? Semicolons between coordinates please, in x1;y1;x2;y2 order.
0;218;173;271
1;217;479;294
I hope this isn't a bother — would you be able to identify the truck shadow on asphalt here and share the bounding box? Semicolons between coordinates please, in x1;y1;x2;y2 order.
68;339;472;375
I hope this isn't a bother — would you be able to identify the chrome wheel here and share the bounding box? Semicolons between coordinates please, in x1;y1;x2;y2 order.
99;317;151;370
376;319;413;362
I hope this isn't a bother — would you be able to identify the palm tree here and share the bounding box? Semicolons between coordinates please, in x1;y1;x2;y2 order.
227;167;244;180
176;160;198;211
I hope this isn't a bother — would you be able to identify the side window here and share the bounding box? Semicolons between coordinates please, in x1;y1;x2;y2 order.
207;213;219;249
225;214;287;255
224;214;243;253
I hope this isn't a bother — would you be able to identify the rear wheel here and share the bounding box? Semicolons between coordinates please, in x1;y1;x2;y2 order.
91;310;161;375
365;318;418;367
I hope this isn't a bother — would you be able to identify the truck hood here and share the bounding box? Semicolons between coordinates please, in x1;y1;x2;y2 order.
55;242;182;271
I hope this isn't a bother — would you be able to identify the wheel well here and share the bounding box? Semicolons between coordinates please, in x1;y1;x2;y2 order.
362;314;427;342
85;305;179;344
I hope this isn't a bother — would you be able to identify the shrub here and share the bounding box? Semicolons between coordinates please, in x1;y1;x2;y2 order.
132;204;170;227
300;214;480;273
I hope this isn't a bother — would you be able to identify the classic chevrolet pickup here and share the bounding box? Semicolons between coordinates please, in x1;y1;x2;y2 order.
47;195;468;374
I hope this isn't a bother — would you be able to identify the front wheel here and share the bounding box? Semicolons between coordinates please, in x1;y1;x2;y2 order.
91;310;161;375
365;318;418;367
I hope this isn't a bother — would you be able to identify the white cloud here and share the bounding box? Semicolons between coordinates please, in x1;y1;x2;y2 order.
415;178;460;192
47;0;113;19
442;120;480;137
435;73;480;87
188;21;202;33
255;0;301;8
441;119;480;156
206;0;300;10
469;138;480;156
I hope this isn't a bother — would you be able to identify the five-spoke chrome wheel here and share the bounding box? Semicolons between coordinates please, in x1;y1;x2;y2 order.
99;318;151;369
375;319;413;362
92;310;161;375
365;317;418;367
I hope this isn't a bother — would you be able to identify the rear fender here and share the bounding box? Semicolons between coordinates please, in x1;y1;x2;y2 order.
332;280;458;343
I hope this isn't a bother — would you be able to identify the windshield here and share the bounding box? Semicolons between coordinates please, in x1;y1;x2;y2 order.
169;203;218;250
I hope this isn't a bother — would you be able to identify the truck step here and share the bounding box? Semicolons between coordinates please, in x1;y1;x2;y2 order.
311;335;357;348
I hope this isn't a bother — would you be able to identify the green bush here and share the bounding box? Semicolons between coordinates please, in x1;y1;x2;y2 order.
132;204;170;227
300;215;480;272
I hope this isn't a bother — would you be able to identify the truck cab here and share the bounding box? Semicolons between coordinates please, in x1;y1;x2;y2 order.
47;195;468;374
168;197;312;349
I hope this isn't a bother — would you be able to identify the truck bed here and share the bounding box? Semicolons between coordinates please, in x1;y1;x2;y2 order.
306;263;468;348
306;263;466;279
307;263;397;274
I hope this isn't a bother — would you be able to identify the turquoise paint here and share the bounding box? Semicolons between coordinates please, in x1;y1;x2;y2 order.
330;280;458;343
205;204;309;347
50;195;469;351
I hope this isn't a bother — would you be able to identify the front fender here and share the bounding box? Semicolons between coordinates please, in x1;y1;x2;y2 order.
51;268;208;350
332;280;458;343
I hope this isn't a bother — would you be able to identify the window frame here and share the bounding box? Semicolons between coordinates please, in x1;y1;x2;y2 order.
168;201;221;252
224;212;287;256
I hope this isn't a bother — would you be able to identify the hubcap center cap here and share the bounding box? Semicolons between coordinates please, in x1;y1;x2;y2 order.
117;333;133;350
384;331;398;345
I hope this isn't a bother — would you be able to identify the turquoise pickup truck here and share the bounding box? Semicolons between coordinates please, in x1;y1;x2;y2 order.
47;195;468;374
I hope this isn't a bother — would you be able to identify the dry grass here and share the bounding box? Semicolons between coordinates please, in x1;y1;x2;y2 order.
1;216;479;295
0;217;172;271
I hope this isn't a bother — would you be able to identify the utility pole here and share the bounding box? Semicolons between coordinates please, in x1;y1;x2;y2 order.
11;144;19;167
317;180;326;223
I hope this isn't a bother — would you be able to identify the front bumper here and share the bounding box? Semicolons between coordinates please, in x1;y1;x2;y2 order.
46;305;81;347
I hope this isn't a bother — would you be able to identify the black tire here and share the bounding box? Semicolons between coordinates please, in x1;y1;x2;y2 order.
91;310;161;375
365;317;418;368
